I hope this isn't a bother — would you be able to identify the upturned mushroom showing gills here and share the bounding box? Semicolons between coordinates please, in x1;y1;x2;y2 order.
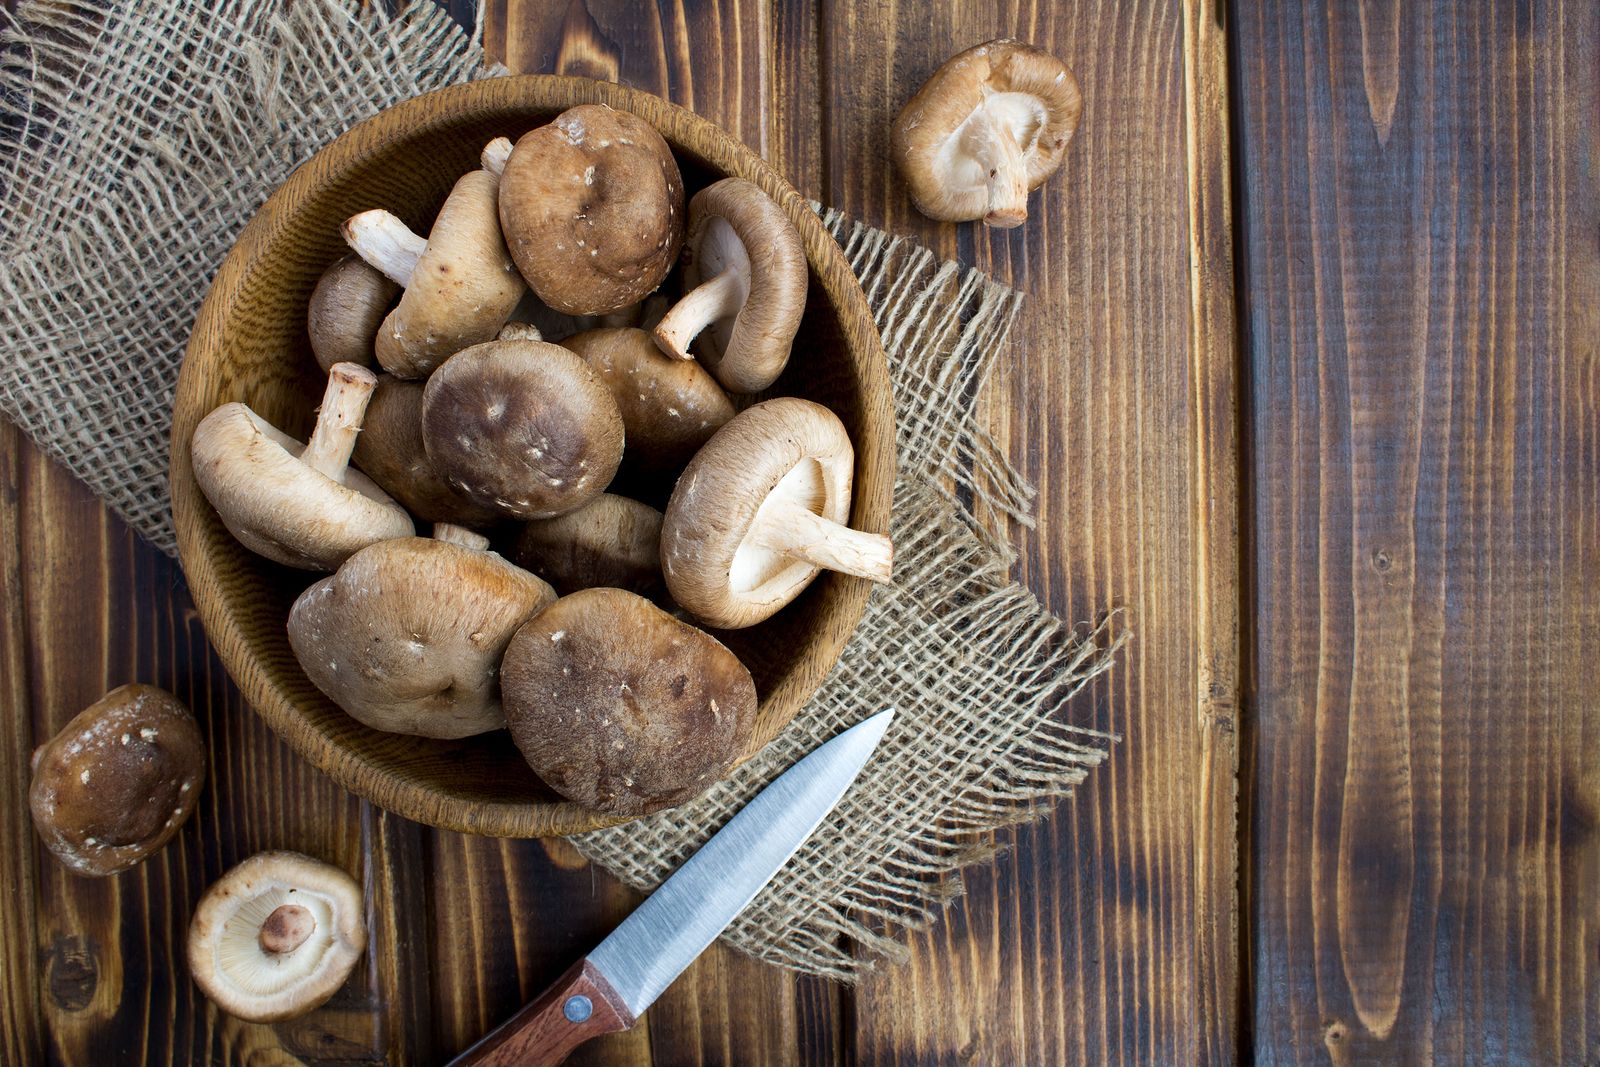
500;588;757;816
351;374;502;527
420;338;624;520
341;164;524;379
187;851;365;1022
498;103;685;316
307;254;399;371
29;684;205;877
663;397;893;629
512;493;665;598
288;523;556;738
560;327;735;475
892;39;1082;228
651;178;807;394
191;362;414;571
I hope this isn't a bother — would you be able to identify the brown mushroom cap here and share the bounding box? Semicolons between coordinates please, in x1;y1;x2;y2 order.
288;528;555;738
560;327;735;475
501;588;756;815
891;39;1082;227
498;104;685;316
651;179;808;394
343;168;525;379
307;254;399;372
351;374;503;527
421;339;624;519
187;850;366;1023
512;493;665;598
191;363;414;571
662;398;893;628
28;684;205;877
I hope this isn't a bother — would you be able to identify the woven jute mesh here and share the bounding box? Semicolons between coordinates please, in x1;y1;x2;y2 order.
0;0;1119;980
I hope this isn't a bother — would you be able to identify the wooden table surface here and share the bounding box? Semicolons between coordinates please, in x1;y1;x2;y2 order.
0;0;1594;1063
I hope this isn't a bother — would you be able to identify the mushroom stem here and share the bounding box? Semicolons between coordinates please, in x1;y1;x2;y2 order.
750;498;893;583
652;268;750;361
960;115;1030;228
259;903;316;954
301;362;378;484
481;137;514;176
497;321;544;342
342;210;427;287
432;523;491;551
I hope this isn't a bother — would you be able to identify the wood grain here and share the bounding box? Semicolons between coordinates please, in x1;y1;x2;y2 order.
1235;1;1600;1062
813;0;1241;1062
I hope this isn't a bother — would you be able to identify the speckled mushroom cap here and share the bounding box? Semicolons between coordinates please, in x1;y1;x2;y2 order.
351;375;503;527
662;398;893;629
191;363;414;571
343;168;525;379
28;684;205;877
420;339;624;520
187;851;365;1023
560;327;735;474
498;104;685;315
892;39;1082;227
651;179;807;394
288;528;556;738
306;254;399;371
512;493;665;599
500;588;756;816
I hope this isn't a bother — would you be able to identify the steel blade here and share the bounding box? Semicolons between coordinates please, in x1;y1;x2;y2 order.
587;708;894;1017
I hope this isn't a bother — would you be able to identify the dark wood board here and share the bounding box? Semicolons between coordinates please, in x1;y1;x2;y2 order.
1233;1;1600;1063
3;0;1594;1062
1;0;1237;1060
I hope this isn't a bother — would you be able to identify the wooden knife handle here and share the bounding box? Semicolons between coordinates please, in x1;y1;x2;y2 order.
446;958;635;1067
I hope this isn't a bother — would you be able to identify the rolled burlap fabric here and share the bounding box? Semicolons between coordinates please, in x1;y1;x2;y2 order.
0;0;1119;980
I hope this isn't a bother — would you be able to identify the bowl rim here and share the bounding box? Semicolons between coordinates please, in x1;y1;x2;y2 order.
169;75;895;837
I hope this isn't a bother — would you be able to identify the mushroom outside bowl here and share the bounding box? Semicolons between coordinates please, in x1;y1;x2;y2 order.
170;76;895;837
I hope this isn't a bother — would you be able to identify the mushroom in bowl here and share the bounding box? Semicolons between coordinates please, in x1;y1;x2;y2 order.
288;524;556;738
190;361;413;571
663;398;893;629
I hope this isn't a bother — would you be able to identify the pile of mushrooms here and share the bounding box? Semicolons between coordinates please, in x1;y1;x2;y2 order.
191;101;895;825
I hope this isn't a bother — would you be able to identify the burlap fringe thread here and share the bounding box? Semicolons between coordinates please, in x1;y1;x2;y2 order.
0;0;1120;981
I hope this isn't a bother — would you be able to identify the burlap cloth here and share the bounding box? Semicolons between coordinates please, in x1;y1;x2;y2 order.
0;0;1119;980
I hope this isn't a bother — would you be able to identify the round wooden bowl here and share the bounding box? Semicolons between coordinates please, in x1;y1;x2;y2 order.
169;77;893;837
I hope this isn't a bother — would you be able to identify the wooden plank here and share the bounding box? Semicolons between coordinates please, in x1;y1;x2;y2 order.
1235;1;1600;1061
815;1;1241;1063
425;4;840;1063
0;421;46;1066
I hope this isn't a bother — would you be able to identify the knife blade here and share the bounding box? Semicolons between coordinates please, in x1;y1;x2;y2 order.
449;707;895;1067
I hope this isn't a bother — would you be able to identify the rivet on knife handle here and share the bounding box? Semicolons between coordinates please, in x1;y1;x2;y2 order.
446;958;635;1067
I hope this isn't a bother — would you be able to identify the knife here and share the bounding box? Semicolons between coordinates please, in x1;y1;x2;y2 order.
447;708;895;1067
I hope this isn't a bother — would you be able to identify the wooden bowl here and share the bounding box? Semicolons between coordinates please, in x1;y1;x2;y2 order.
170;77;893;837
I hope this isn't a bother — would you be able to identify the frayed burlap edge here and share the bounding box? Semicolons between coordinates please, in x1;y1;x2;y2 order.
572;211;1122;981
0;0;503;553
0;0;1122;981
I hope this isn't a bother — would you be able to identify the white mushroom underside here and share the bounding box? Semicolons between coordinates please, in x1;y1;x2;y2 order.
211;883;342;997
933;90;1048;194
731;458;826;593
696;215;752;356
240;408;395;506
